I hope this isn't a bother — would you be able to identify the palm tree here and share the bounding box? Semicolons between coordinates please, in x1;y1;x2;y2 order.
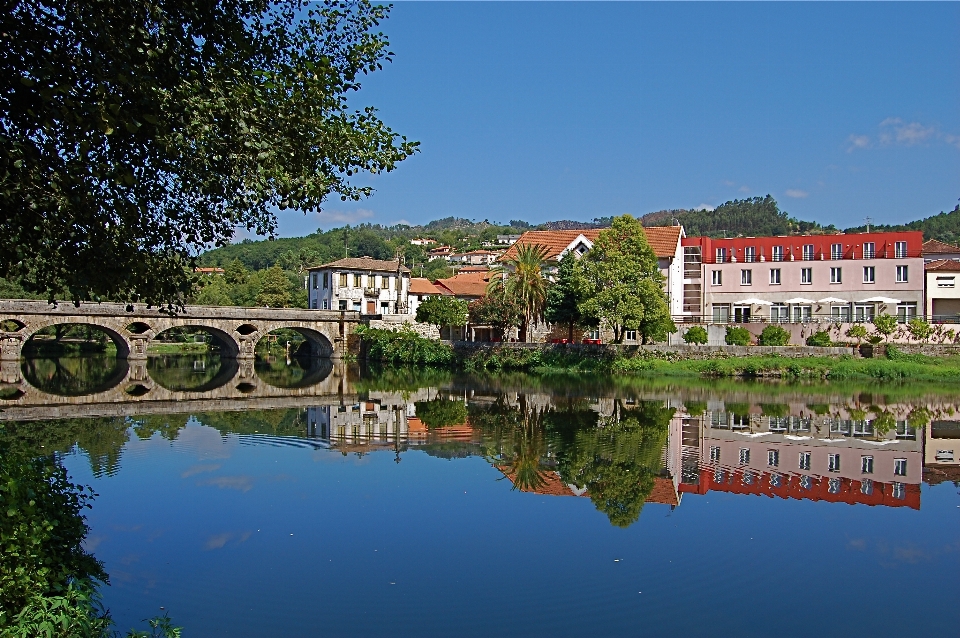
491;243;549;342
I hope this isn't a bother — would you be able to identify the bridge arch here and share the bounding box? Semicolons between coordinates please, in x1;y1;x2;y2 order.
20;319;133;359
258;326;335;358
152;325;241;358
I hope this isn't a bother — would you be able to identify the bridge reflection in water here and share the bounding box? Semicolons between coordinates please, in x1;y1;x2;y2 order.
3;359;956;522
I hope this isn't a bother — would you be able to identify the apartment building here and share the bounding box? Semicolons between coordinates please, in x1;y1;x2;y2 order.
680;231;924;324
307;257;410;315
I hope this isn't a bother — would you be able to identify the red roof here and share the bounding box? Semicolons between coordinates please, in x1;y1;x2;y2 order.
926;259;960;272
500;227;682;261
433;271;493;298
646;477;680;506
922;239;960;255
683;230;923;263
409;278;442;295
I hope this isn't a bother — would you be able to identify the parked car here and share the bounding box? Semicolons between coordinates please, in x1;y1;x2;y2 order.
549;338;570;344
582;338;602;345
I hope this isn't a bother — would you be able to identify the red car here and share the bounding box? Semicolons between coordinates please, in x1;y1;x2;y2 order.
549;338;570;344
582;338;602;345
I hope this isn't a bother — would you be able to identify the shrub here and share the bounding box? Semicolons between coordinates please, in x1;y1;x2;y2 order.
724;326;752;346
355;325;453;366
805;331;832;347
907;318;932;343
845;325;868;344
683;326;708;345
872;313;898;342
757;325;790;346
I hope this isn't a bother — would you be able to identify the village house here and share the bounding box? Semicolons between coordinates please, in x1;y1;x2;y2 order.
680;231;924;325
447;249;501;267
922;238;960;262
924;259;960;322
407;277;443;317
306;257;410;315
409;238;437;246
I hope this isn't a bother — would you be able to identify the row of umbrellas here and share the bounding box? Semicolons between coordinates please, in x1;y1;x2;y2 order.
732;296;902;306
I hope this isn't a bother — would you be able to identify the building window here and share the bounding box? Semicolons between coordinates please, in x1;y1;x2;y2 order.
744;246;756;263
337;273;347;287
354;274;363;287
863;266;875;283
832;306;851;322
741;269;752;285
860;478;873;495
831;243;843;260
854;304;875;322
714;468;725;483
312;273;318;289
739;448;750;465
937;276;955;288
712;270;722;285
793;305;812;323
896;265;908;283
828;454;841;472
895;241;908;258
894;458;907;476
799;452;811;470
802;244;814;261
770;472;783;488
771;304;788;323
742;470;754;485
772;245;784;262
322;300;329;310
710;446;721;462
801;268;812;285
799;475;812;490
770;268;781;285
713;304;730;323
830;267;842;284
862;242;875;259
338;300;347;310
897;303;917;323
861;455;874;474
767;450;779;467
892;482;905;499
310;298;317;309
323;272;329;288
828;477;841;494
716;248;727;263
624;330;637;341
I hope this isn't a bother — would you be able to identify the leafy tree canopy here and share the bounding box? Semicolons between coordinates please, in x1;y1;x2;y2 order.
1;0;417;306
641;196;834;238
415;295;468;330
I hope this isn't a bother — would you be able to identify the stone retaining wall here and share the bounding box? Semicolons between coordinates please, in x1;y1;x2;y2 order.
453;342;858;359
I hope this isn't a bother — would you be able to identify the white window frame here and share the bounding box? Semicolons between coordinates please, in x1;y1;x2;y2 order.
802;244;814;261
863;266;875;283
799;451;811;471
894;458;907;476
712;270;722;286
744;246;756;263
767;450;779;467
739;448;750;465
861;455;874;474
716;248;727;263
741;269;752;285
801;268;812;285
896;265;908;283
863;242;875;259
830;267;842;284
772;246;784;262
936;276;955;288
710;446;721;462
831;243;843;260
828;453;841;472
895;241;907;259
770;268;781;285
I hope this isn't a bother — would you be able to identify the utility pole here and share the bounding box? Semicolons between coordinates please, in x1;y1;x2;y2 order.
865;217;872;233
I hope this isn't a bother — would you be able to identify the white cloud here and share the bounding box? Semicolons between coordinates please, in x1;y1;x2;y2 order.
693;204;715;212
313;208;375;225
738;185;751;193
849;118;954;152
785;189;809;199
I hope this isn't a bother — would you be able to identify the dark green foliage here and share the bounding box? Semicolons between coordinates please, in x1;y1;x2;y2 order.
684;401;708;416
415;295;468;331
844;203;960;244
683;326;708;345
356;325;454;366
724;326;752;346
805;331;832;347
641;196;833;238
2;0;417;306
469;285;523;338
545;252;586;341
758;325;790;346
461;347;544;372
0;441;106;627
256;266;292;308
414;397;468;429
759;403;790;417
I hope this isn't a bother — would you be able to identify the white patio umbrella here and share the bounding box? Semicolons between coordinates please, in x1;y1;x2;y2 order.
783;298;815;304
859;296;900;304
733;298;774;305
817;297;848;304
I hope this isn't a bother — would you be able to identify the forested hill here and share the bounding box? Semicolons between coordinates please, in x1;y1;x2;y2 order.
640;196;834;238
843;204;960;244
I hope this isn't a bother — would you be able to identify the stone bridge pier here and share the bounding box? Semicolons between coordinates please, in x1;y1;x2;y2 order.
0;301;360;363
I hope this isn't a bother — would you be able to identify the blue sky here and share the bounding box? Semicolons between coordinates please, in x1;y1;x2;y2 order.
274;2;960;237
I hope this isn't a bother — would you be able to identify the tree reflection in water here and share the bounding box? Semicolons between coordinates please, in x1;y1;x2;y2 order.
21;355;127;396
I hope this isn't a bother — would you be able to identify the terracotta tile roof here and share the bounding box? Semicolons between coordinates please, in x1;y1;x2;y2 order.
434;270;493;298
923;239;960;255
498;468;586;497
646;476;680;506
499;226;682;261
194;267;225;274
925;259;960;272
409;278;443;295
309;257;410;273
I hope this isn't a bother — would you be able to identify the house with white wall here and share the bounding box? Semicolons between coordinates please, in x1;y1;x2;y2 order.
307;257;410;315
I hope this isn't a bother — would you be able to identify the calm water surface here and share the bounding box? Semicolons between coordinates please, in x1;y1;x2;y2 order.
2;354;959;637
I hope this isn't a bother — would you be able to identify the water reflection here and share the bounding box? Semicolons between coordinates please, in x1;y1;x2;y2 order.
4;353;957;527
21;355;128;396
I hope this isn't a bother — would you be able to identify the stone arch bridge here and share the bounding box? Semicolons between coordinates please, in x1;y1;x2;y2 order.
0;300;361;362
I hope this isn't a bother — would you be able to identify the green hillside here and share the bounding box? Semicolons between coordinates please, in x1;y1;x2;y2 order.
843;203;960;244
640;195;834;238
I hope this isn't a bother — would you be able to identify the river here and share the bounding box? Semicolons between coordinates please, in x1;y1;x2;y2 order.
2;353;958;636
